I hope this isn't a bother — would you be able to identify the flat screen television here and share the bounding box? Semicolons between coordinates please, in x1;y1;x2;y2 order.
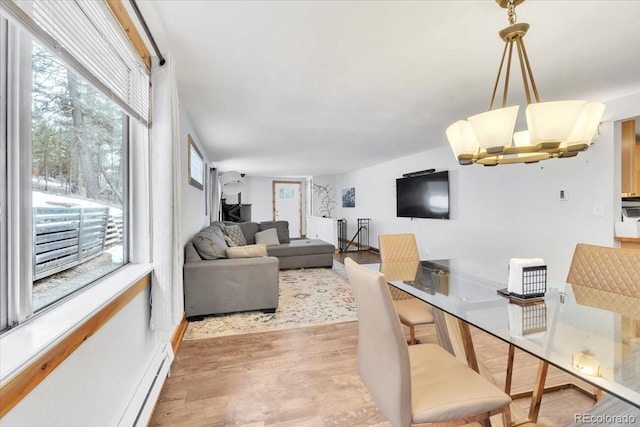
396;171;450;219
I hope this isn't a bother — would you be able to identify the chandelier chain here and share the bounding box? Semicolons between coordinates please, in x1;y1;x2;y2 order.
507;0;517;25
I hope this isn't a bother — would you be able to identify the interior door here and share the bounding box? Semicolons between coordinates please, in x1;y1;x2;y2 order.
273;181;301;238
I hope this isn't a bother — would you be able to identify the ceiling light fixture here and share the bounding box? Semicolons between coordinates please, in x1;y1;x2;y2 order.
220;171;246;196
446;0;606;167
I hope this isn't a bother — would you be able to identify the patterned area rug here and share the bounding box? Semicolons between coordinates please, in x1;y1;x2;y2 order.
183;262;356;340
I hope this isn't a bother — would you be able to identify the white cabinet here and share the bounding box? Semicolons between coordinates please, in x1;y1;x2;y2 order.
621;119;640;196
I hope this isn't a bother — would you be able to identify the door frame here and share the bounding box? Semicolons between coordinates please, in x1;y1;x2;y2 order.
272;180;302;237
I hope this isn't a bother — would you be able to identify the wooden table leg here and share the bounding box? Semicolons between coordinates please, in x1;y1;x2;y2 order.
505;344;515;395
594;387;603;402
528;360;549;423
458;318;480;373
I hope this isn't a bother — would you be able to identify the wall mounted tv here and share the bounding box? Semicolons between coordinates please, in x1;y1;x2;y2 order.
396;170;450;219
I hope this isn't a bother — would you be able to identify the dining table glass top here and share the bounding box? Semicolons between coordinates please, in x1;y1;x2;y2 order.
365;259;640;409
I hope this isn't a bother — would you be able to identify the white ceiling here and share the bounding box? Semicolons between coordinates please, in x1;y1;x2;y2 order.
136;0;640;177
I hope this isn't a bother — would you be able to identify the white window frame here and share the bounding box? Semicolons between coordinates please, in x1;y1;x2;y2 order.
0;0;153;328
0;0;152;384
4;25;137;327
4;13;34;328
0;16;8;331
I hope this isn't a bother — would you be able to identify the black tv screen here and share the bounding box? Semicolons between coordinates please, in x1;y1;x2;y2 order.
396;171;450;219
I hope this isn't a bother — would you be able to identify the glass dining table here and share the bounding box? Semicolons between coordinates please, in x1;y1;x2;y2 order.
364;259;640;422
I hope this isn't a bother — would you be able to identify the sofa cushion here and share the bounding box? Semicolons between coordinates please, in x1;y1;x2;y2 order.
234;222;260;244
255;228;280;246
267;239;335;257
224;224;247;246
192;226;228;259
259;221;290;243
184;241;202;262
210;221;226;232
226;244;267;259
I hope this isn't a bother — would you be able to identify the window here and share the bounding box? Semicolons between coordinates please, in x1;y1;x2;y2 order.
0;1;148;332
31;43;128;312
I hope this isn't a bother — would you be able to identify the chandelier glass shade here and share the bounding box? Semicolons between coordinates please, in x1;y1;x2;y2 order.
446;0;605;166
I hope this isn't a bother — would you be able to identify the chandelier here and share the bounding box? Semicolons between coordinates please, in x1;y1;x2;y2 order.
220;171;246;196
446;0;605;166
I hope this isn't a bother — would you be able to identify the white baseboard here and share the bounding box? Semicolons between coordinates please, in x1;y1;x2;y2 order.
118;343;174;427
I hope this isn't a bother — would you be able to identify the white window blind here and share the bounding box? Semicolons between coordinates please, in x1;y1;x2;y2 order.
5;0;149;122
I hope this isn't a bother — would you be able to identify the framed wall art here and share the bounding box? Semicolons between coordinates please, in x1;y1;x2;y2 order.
342;187;355;208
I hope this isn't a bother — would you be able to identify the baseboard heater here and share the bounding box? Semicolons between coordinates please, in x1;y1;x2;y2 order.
118;343;174;427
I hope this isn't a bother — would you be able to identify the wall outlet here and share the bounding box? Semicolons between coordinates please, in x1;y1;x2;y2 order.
560;189;568;201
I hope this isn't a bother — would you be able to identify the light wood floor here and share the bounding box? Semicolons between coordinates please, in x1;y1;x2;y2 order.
150;251;597;426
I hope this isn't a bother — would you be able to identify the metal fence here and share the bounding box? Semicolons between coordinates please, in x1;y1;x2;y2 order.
105;214;124;247
337;218;347;252
33;206;110;281
337;218;371;252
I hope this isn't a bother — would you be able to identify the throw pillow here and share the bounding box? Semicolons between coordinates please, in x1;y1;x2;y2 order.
224;224;247;246
254;228;280;246
192;226;228;259
259;221;290;243
226;244;267;259
224;235;237;247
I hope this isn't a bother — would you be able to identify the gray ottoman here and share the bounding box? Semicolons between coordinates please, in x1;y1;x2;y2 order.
267;239;335;269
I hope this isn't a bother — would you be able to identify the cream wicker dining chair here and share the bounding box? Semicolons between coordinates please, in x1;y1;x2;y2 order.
345;258;512;427
378;234;433;344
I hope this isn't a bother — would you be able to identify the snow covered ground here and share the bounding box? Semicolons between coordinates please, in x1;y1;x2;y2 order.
33;190;122;216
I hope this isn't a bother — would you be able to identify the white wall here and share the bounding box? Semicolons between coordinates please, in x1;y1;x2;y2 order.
334;92;640;283
311;175;338;218
180;110;212;244
240;177;308;231
2;289;159;427
240;176;274;222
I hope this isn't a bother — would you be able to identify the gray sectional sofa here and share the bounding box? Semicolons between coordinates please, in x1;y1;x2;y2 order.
183;220;335;319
